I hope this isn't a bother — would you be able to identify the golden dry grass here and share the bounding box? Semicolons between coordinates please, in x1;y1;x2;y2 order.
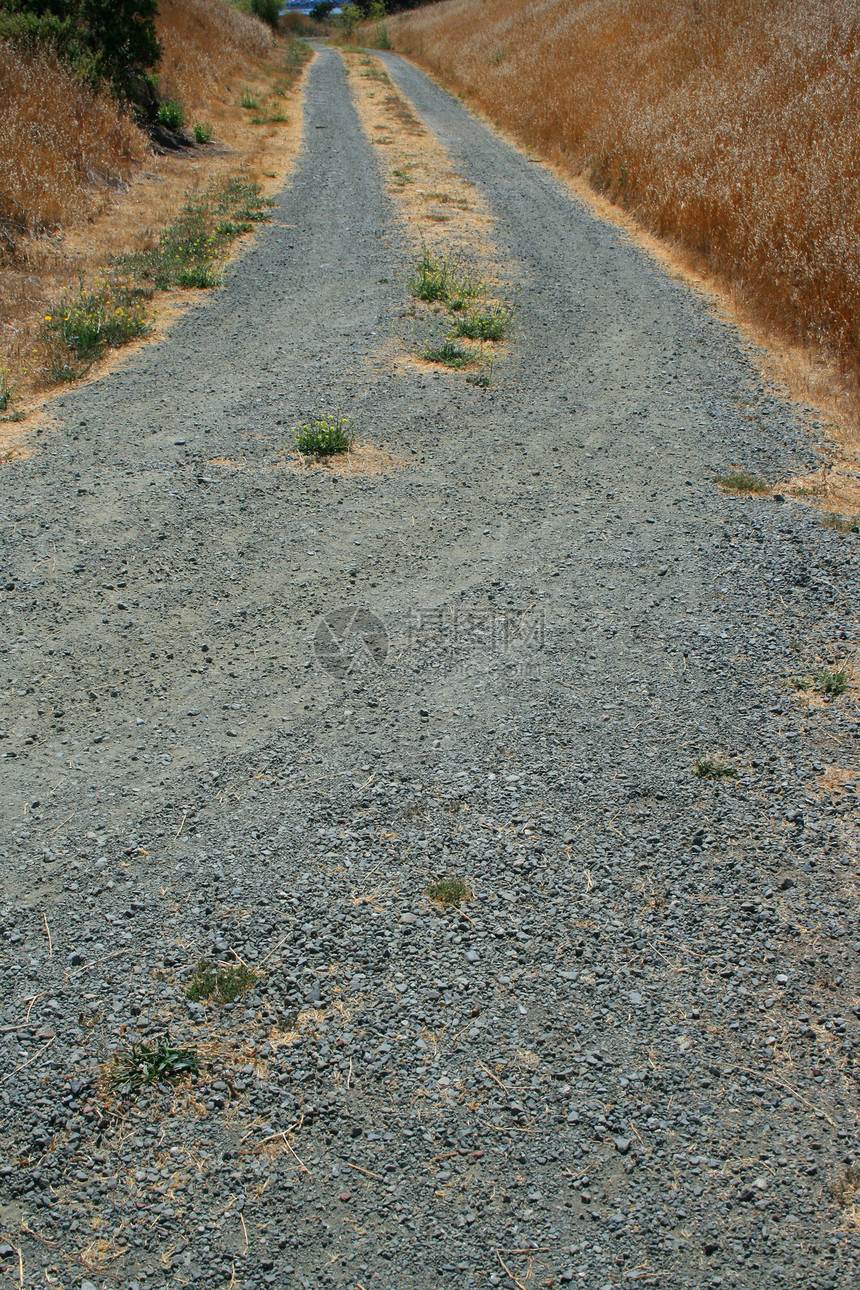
383;0;860;437
0;42;146;241
0;1;309;446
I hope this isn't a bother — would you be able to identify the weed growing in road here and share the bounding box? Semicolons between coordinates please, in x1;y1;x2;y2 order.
411;251;480;307
814;667;847;696
693;755;738;780
425;876;470;906
454;305;510;342
108;1035;198;1095
466;371;491;387
716;471;769;494
187;958;257;1004
294;411;355;456
792;667;848;696
823;513;859;534
423;338;474;368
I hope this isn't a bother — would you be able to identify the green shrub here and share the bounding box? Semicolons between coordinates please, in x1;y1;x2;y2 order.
193;121;213;144
157;99;184;131
294;412;355;457
240;88;260;109
0;0;161;98
237;0;281;27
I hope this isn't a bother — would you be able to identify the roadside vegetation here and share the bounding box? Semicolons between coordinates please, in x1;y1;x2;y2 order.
380;0;860;433
0;0;310;426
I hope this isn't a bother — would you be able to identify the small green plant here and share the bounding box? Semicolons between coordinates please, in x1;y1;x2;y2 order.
240;90;260;110
423;338;474;369
693;756;738;780
411;251;480;306
157;100;185;131
188;958;257;1004
823;513;859;533
813;667;847;696
0;372;10;413
392;165;412;186
294;411;355;456
454;306;510;342
466;371;491;387
108;1035;198;1095
425;876;470;906
716;471;769;494
193;121;213;144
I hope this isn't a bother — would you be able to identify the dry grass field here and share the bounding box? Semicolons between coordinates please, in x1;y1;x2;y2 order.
382;0;860;430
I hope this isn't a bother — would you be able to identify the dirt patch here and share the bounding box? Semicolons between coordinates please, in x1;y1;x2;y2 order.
285;443;408;477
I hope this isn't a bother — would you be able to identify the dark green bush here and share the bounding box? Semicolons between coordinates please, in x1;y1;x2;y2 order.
0;0;161;96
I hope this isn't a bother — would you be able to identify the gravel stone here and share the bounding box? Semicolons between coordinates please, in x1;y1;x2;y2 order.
0;44;857;1290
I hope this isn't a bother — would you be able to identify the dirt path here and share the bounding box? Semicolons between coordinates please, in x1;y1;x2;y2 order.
1;46;858;1290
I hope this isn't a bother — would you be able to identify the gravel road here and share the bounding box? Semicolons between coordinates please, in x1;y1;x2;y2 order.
1;45;859;1290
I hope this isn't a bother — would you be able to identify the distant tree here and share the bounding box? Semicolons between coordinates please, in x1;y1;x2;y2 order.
237;0;280;28
309;0;335;19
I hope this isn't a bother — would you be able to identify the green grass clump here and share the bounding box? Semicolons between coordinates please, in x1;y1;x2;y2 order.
193;121;213;144
813;667;848;696
716;471;770;494
294;411;355;456
108;1035;198;1095
423;338;474;369
425;876;470;906
43;285;148;378
240;90;260;109
454;306;510;342
411;251;481;306
693;755;738;780
157;100;185;131
187;958;257;1004
466;371;491;387
793;667;848;696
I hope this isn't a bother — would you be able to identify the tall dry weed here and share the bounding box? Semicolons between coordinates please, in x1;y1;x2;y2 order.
0;41;145;245
156;0;273;117
384;0;860;385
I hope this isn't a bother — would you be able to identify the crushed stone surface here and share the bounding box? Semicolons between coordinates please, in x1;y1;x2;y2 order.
0;46;858;1290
